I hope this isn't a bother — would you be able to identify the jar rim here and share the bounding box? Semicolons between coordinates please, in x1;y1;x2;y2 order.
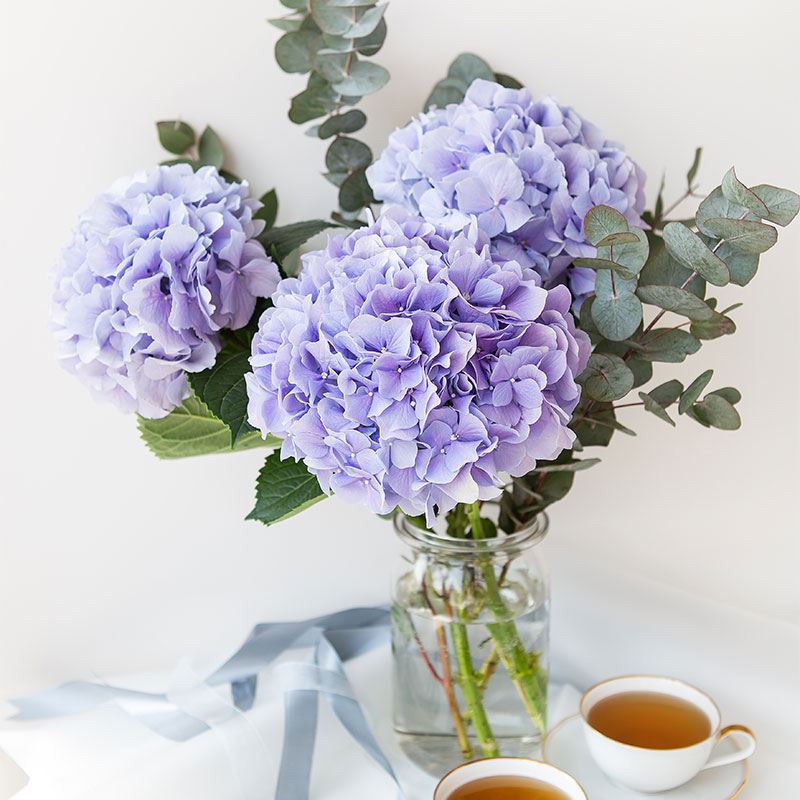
392;509;548;554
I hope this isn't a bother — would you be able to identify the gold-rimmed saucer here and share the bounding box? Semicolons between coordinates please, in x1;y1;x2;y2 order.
542;715;748;800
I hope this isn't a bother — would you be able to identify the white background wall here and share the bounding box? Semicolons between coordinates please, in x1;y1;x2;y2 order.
1;0;798;697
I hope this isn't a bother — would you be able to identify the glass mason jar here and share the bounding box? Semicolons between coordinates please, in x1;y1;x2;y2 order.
391;512;550;775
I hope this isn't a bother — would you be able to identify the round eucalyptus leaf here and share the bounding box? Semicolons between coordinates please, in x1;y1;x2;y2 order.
696;186;754;237
425;77;468;110
707;387;742;405
714;241;759;286
702;218;778;256
596;340;652;387
693;394;741;430
690;312;736;341
275;30;317;73
318;109;367;139
269;15;305;32
583;205;629;246
647;379;683;405
662;222;730;286
354;17;386;55
579;353;635;402
309;0;354;35
447;53;494;84
636;284;716;321
721;167;769;217
597;227;649;277
679;369;713;414
338;170;373;212
638;391;676;426
596;231;640;247
332;59;390;95
343;4;387;38
750;184;800;227
639;246;706;299
325;136;372;172
591;271;642;341
289;84;338;123
494;72;523;89
636;329;701;363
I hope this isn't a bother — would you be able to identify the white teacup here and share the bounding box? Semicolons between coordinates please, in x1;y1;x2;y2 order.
580;676;756;793
434;757;587;799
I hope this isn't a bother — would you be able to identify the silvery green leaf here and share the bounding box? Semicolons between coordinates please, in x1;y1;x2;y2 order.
573;405;636;446
572;257;623;272
750;184;800;226
591;271;642;341
338;170;372;212
342;4;387;38
639;246;706;298
289;84;338;123
638;391;675;426
324;171;347;187
269;15;305;32
325;135;372;172
281;0;307;8
425;77;468;110
696;186;755;237
275;30;317;73
318;109;367;139
390;604;416;642
684;404;711;428
494;72;523;89
578;353;635;402
679;369;713;414
309;0;354;34
721;167;769;217
597;227;649;279
354;17;386;55
198;126;223;169
447;53;495;84
311;43;350;82
636;284;716;321
596;231;640;247
583;205;629;247
686;147;702;189
702;218;778;255
648;379;683;405
714;241;759;286
579;296;602;342
595;340;652;388
636;329;701;362
662;222;730;286
156;120;195;154
332;59;390;95
707;387;741;405
690;312;736;340
693;394;741;430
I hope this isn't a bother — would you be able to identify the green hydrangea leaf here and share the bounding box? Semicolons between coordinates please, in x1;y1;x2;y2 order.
258;219;335;260
662;222;730;286
532;458;602;473
578;353;635;402
254;189;279;229
679;369;713;414
246;452;327;525
425;77;469;110
156;120;195;155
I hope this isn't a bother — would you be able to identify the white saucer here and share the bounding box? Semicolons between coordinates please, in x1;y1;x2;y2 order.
542;715;748;800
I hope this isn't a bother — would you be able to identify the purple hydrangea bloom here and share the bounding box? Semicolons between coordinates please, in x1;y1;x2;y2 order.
246;208;590;523
51;164;280;418
366;79;646;306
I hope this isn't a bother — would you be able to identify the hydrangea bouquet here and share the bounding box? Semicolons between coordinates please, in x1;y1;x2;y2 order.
51;1;798;766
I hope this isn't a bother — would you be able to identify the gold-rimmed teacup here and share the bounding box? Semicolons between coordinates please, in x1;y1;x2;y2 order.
579;676;756;793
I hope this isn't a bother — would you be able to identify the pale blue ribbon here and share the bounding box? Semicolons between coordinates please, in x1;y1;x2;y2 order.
8;606;401;799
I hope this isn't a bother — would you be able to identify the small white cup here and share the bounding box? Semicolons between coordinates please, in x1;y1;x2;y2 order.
434;757;587;799
580;676;756;793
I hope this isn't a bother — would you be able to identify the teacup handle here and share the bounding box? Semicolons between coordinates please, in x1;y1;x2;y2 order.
701;725;757;770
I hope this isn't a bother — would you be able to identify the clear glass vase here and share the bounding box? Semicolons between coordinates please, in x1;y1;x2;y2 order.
391;511;550;775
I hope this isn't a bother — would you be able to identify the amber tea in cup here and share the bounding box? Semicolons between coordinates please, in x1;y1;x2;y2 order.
585;690;711;749
448;775;571;800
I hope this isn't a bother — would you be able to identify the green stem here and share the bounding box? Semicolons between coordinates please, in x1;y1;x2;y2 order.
467;502;547;736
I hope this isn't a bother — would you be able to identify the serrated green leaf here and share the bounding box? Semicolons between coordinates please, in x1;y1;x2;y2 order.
447;53;495;84
138;397;278;459
639;246;706;299
591;271;642;341
583;205;629;246
198;126;224;169
750;184;800;226
325;135;372;172
679;369;713;414
254;189;278;229
188;345;255;445
157;120;195;155
638;391;675;426
578;352;635;402
339;170;373;211
635;329;701;362
332;59;389;95
721;167;769;217
693;394;741;430
707;387;741;405
648;379;683;405
686;147;702;189
690;312;736;340
258;219;335;260
662;222;730;286
703;218;778;255
246;452;326;525
318;109;367;139
275;30;317;73
636;284;716;321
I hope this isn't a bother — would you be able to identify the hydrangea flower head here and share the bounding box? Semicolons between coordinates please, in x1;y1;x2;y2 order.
366;79;646;306
51;164;280;417
246;208;590;523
